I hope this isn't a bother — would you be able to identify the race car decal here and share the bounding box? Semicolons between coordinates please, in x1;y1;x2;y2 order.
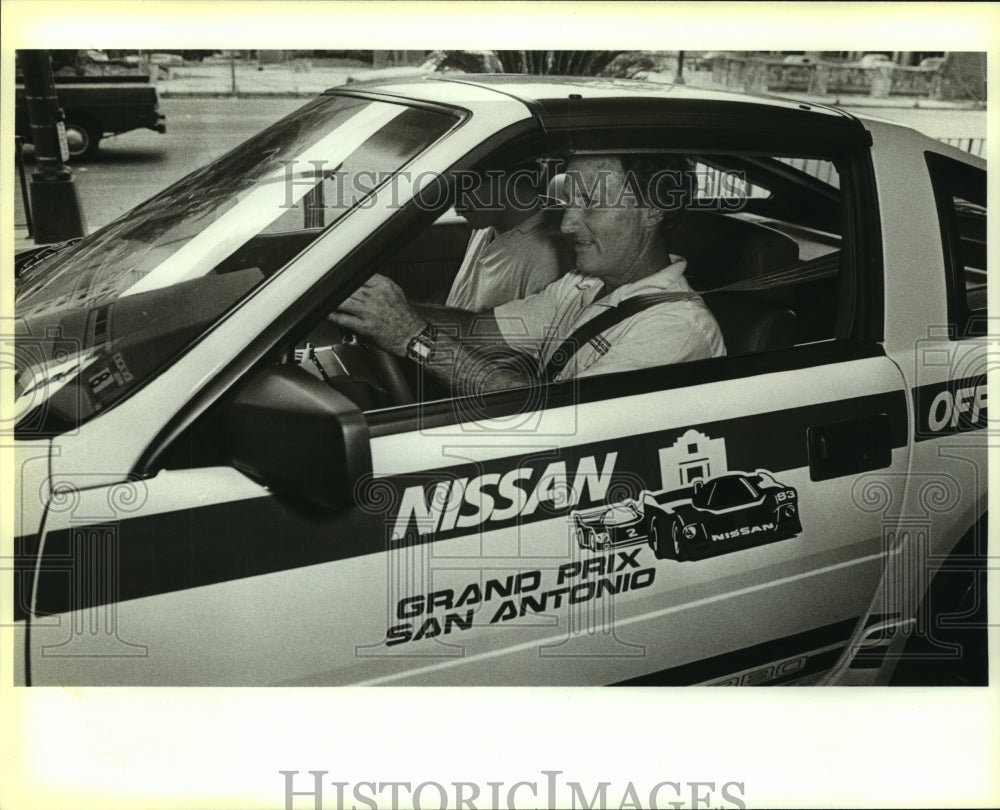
912;375;987;441
569;429;803;561
595;468;802;562
570;499;652;551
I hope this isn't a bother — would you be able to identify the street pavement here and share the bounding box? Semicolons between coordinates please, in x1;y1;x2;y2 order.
12;98;305;250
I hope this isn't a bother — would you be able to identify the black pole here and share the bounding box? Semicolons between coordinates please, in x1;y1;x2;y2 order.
15;136;34;237
18;49;85;244
676;51;686;85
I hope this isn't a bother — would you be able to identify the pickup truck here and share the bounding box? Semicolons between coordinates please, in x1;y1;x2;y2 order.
14;74;166;160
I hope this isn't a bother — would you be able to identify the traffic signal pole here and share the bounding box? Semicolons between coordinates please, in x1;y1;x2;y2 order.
18;50;86;244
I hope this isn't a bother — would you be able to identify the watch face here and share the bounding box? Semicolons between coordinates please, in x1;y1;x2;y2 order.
408;334;433;363
407;324;436;363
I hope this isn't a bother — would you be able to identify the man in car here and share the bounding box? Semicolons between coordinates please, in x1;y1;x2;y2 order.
445;162;572;311
330;154;726;396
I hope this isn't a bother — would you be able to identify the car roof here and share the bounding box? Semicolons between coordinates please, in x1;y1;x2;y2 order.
330;73;853;121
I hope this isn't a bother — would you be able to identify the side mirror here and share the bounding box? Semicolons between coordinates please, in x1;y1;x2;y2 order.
225;365;372;509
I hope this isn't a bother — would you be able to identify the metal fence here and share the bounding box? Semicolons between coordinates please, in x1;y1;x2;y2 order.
780;139;986;186
938;137;986;157
700;138;984;201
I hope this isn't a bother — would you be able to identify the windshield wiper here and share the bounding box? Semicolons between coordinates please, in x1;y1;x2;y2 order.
14;238;82;283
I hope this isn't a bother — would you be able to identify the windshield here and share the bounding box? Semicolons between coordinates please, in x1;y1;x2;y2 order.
14;94;459;435
702;476;761;509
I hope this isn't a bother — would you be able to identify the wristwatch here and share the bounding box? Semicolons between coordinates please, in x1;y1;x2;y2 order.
406;322;438;364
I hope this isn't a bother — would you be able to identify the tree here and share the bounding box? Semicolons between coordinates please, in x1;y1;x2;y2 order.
428;50;664;78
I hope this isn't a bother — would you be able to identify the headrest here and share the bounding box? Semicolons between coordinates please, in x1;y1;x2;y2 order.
670;212;800;291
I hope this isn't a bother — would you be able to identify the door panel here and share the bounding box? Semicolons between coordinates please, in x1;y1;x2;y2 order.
26;356;909;685
357;356;908;685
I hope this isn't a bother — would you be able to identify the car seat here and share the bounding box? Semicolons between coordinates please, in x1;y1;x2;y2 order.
670;211;799;355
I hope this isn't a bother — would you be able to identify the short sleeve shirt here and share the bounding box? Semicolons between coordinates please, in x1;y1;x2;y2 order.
445;211;564;312
493;257;726;380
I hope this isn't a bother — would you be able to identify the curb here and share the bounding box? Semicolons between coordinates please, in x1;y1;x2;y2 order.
789;96;985;111
158;90;332;99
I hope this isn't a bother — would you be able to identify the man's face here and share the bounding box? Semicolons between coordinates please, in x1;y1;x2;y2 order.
560;156;659;283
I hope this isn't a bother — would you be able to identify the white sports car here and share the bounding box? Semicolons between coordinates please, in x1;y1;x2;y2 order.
11;75;988;686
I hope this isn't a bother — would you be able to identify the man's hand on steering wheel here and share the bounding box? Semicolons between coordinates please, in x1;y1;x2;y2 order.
329;274;426;356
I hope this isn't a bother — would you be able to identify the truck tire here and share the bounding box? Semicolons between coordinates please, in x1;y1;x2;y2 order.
63;117;102;161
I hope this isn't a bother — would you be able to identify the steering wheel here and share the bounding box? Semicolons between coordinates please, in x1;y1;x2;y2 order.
295;320;415;407
372;344;415;406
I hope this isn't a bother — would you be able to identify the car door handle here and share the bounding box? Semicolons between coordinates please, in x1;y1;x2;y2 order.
807;413;893;481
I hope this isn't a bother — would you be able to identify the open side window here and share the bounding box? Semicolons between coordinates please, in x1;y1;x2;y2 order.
349;142;879;435
156;139;882;469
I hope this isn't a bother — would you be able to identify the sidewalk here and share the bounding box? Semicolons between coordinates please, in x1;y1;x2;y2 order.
154;57;433;97
155;60;984;111
155;61;363;97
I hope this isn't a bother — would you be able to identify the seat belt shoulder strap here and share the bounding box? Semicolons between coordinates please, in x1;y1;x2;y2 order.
542;294;672;381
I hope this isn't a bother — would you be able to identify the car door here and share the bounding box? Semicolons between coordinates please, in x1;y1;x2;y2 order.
357;358;909;686
325;108;910;686
352;113;909;685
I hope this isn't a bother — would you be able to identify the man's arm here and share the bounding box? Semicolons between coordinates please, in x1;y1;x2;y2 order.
410;303;504;340
329;275;539;396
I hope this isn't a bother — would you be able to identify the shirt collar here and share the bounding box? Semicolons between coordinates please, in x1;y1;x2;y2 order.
575;255;690;307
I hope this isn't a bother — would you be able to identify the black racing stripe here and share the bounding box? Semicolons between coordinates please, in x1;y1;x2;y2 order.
23;498;389;619
864;612;900;628
367;342;889;437
612;617;859;686
19;389;905;616
381;390;906;544
850;646;890;669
